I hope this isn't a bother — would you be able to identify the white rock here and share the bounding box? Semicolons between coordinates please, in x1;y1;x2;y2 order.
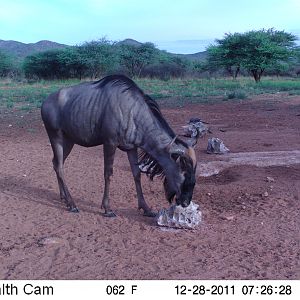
157;201;202;229
37;236;66;246
221;215;235;221
207;137;230;154
182;119;209;139
266;176;275;183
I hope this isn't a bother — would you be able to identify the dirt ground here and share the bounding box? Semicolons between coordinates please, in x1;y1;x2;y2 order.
0;93;299;280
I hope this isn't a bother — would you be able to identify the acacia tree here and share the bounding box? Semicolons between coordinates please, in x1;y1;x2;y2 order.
57;47;88;79
23;38;118;79
207;33;244;78
118;42;160;77
241;29;297;82
207;29;297;82
77;38;118;78
0;50;14;77
23;50;64;79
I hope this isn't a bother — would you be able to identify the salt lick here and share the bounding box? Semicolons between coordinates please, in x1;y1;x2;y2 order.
157;201;202;229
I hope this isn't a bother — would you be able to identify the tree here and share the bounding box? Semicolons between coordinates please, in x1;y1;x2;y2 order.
295;47;300;76
0;50;14;77
23;50;66;79
241;29;297;82
207;33;244;78
118;42;160;77
57;47;88;79
23;38;119;80
142;54;191;79
77;38;118;78
207;29;297;82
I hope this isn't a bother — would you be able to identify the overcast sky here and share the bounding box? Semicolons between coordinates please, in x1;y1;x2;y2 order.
0;0;299;53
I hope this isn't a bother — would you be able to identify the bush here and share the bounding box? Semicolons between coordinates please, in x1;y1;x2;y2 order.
224;90;247;100
140;55;191;80
23;50;65;79
117;42;160;77
0;50;17;78
23;38;118;80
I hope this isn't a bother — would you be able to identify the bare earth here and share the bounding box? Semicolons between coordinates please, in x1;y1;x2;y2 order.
0;93;299;280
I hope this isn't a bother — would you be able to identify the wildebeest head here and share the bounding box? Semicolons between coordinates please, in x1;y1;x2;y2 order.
138;137;197;208
163;138;197;207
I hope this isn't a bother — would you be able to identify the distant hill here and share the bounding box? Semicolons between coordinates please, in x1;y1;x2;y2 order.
0;38;207;61
176;51;207;62
117;38;207;61
0;39;68;58
116;38;143;47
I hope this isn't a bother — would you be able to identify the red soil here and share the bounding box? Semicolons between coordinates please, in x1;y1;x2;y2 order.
0;93;299;279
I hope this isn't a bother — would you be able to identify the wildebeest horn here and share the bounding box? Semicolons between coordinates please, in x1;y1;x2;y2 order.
169;135;177;147
166;136;197;168
166;135;185;155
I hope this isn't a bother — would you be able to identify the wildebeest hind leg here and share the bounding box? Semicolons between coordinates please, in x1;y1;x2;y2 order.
127;149;156;217
48;130;78;212
101;144;117;217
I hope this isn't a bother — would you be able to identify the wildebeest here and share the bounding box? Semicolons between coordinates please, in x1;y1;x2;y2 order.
41;75;197;217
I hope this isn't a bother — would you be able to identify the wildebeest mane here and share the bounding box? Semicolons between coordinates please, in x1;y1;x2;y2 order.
94;75;182;138
143;94;176;138
138;94;189;180
93;74;138;92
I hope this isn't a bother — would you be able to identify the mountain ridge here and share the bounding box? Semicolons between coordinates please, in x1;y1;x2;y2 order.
0;38;206;61
0;39;68;58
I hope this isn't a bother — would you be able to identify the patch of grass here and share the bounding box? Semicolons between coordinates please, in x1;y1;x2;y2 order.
288;90;300;96
0;77;299;111
224;90;248;100
6;100;14;109
20;104;33;111
0;79;79;111
257;79;300;92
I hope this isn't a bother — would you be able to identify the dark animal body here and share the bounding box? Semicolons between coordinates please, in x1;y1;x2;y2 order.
41;75;197;217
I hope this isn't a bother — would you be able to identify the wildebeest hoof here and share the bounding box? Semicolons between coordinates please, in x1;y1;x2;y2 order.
103;211;117;217
69;207;79;213
143;210;157;217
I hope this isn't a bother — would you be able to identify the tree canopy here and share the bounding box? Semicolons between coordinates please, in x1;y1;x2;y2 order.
207;29;297;82
118;42;160;77
21;40;191;80
0;50;15;77
23;39;118;79
5;30;299;81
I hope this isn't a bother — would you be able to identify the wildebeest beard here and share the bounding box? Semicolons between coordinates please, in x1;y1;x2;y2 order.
138;150;165;180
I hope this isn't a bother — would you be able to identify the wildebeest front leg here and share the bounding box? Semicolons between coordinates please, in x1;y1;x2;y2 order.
101;144;117;217
127;149;156;217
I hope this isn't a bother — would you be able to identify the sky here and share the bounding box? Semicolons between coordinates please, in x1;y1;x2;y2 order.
0;0;299;54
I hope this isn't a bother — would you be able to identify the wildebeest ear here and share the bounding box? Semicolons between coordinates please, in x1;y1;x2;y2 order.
166;136;186;156
186;147;197;169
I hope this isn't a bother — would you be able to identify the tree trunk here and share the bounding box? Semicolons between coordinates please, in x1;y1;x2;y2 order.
251;70;260;82
234;66;240;79
226;66;233;78
258;68;264;81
